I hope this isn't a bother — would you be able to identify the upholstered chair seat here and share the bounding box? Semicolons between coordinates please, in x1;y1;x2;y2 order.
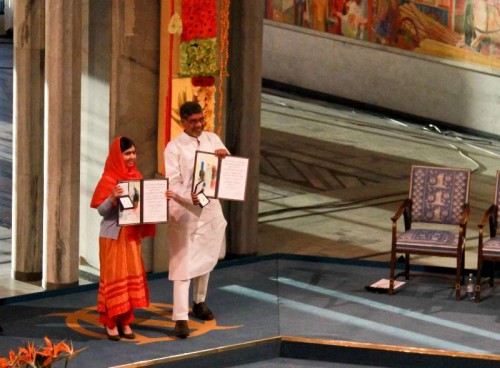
482;237;500;256
396;229;460;253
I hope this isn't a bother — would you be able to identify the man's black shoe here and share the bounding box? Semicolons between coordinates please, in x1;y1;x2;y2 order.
192;302;215;321
174;320;190;339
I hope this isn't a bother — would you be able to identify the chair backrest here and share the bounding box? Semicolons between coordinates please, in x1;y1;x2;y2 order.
409;165;471;225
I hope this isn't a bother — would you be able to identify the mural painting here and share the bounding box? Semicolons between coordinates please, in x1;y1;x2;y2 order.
265;0;500;69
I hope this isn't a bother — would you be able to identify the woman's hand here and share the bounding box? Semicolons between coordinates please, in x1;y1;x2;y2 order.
109;185;123;202
166;189;173;200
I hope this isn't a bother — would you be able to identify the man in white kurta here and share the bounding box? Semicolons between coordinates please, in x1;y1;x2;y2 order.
164;101;229;338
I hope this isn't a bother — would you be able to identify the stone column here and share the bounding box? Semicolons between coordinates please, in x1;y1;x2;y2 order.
43;0;82;289
110;0;160;272
79;0;112;271
225;0;263;256
109;0;159;177
12;0;45;281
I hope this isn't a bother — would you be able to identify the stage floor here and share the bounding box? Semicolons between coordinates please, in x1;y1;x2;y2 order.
2;256;500;367
3;36;500;367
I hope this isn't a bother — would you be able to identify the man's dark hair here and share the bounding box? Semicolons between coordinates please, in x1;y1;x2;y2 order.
180;101;203;120
120;136;135;152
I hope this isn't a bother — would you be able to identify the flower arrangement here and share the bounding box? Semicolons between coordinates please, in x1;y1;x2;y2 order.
0;337;86;368
180;0;217;42
179;38;218;76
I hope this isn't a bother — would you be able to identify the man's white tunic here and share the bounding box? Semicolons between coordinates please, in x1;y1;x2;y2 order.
164;131;228;280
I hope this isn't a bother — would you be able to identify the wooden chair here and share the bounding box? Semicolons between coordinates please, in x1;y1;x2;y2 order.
389;165;471;300
475;171;500;302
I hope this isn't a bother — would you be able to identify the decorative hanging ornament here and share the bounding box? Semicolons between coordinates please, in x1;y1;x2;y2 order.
168;13;183;35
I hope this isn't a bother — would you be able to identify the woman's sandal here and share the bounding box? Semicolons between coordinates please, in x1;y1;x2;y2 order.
105;326;121;341
118;325;135;339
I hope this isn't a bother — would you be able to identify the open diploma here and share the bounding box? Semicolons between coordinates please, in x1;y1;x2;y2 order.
118;179;168;225
142;179;168;223
192;151;249;201
216;156;249;201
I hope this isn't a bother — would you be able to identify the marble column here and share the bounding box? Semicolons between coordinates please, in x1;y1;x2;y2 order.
226;0;263;256
43;0;82;289
12;0;45;282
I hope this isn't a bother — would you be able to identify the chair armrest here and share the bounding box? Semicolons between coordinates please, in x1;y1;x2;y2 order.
391;198;411;223
478;204;497;239
391;198;411;246
459;203;471;226
478;204;496;229
458;203;471;240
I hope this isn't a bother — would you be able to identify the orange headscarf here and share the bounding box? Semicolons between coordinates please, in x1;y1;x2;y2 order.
90;136;155;239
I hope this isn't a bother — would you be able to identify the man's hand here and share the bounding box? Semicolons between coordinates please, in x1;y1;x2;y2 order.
191;192;200;205
214;149;229;159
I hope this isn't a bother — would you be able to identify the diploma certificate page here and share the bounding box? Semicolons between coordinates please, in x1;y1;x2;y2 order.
217;156;249;201
142;179;168;223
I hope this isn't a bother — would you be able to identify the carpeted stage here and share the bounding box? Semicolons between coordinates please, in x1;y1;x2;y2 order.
1;255;500;367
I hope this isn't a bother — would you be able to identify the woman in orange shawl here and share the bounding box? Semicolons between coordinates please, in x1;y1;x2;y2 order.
90;136;156;341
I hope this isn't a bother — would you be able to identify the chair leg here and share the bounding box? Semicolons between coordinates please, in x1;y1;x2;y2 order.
455;251;463;301
476;261;482;303
455;268;462;301
461;252;465;285
491;261;496;286
389;251;397;295
404;254;410;280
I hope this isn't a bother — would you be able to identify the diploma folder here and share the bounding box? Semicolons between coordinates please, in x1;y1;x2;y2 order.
365;279;406;294
192;150;249;201
118;179;169;226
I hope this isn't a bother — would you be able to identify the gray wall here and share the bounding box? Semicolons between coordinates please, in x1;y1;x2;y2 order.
262;20;500;136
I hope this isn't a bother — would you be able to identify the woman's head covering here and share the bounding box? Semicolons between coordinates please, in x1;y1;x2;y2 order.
90;137;141;208
90;136;155;239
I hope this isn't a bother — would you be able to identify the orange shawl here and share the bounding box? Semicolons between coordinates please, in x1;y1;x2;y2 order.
90;137;155;239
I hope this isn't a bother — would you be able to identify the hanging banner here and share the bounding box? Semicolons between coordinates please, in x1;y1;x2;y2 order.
157;0;230;175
